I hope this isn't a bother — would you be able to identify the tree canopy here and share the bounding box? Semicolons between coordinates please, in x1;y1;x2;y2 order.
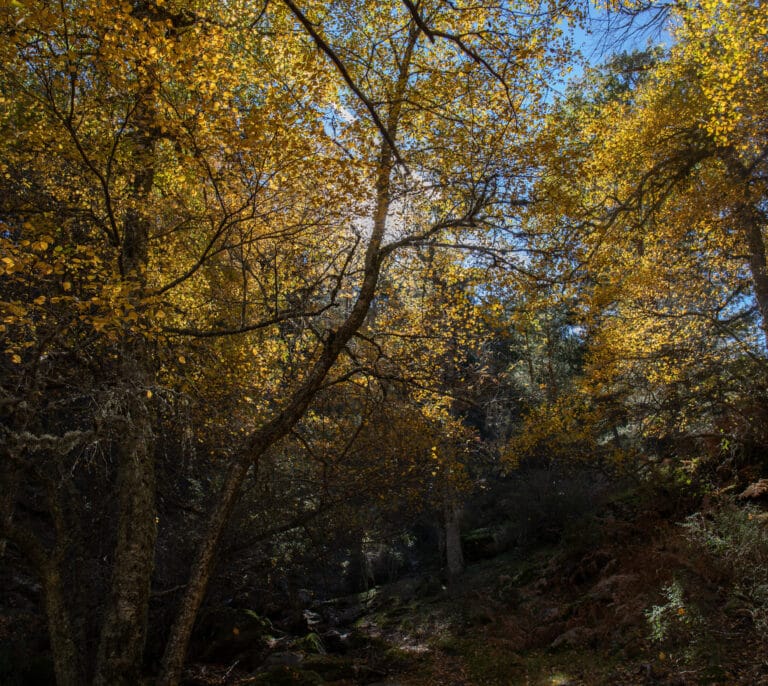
1;0;767;684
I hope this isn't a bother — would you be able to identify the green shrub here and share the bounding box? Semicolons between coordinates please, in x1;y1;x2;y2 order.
681;504;768;640
645;578;703;647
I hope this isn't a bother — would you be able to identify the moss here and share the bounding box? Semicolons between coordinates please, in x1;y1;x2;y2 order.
516;648;625;685
430;638;629;686
446;638;523;685
296;632;325;655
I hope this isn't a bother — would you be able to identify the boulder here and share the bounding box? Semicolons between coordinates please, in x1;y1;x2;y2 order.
739;479;768;501
321;629;351;654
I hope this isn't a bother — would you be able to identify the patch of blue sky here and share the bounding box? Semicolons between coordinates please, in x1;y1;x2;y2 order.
550;1;674;99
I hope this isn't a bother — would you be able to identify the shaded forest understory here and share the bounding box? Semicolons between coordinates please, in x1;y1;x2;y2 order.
4;455;768;685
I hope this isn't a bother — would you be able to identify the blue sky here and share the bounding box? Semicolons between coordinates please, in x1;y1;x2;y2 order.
557;2;674;95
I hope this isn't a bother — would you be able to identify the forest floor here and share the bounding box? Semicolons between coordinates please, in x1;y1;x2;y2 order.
183;484;768;686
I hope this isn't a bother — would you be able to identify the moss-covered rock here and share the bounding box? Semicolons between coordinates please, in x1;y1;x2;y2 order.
295;632;325;654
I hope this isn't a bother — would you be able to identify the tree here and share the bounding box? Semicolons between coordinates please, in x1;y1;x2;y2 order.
511;0;768;465
1;0;576;683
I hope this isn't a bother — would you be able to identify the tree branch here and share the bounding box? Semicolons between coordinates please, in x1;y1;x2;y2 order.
280;0;409;171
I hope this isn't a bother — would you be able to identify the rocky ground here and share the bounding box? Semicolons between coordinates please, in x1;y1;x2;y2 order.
180;487;768;686
3;480;766;685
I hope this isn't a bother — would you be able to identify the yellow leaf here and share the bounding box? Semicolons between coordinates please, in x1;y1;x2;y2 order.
11;354;21;364
33;295;46;305
146;390;153;399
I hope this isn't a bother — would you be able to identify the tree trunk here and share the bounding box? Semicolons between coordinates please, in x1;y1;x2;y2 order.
93;355;157;686
93;71;159;682
720;148;768;348
0;462;19;559
742;207;768;349
157;459;250;686
444;500;464;585
158;26;419;685
43;564;83;686
0;518;82;686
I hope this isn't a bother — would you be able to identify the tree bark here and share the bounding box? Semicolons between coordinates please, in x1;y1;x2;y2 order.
444;500;464;585
720;148;768;349
43;564;83;686
0;461;19;559
741;207;768;349
94;90;158;683
0;520;82;686
157;25;420;685
93;366;157;686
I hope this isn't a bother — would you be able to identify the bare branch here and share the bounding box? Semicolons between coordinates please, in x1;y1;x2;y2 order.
280;0;409;171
